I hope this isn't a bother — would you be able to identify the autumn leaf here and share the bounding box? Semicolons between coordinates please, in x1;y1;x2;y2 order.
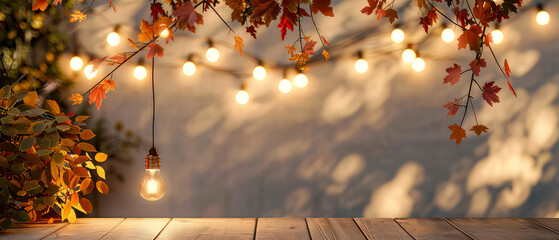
286;45;296;56
234;35;244;56
470;124;489;135
109;0;116;11
504;59;511;78
443;64;462;86
444;98;461;117
88;86;107;110
70;10;87;23
137;19;154;42
173;1;198;30
384;9;399;24
449;124;467;145
322;36;330;46
277;16;294;41
507;80;517;98
151;2;165;21
303;40;317;56
485;32;493;46
90;56;107;72
108;54;126;65
146;43;164;60
246;26;257;39
311;0;334;17
322;49;330;60
482;81;502;107
68;93;83;105
52;0;62;6
457;25;482;51
416;0;428;10
469;58;487;76
473;0;492;27
361;0;378;15
99;79;116;92
32;0;48;11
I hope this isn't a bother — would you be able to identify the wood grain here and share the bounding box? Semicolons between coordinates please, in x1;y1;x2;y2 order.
395;218;469;240
447;218;559;239
306;218;366;240
43;218;124;240
0;222;67;240
354;218;413;240
100;218;170;240
155;218;255;240
255;218;311;240
529;218;559;234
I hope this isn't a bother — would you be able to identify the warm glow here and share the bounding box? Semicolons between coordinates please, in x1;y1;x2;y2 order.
134;65;147;80
236;90;249;104
253;66;267;80
412;57;425;72
139;169;166;201
160;28;170;38
441;28;455;43
106;32;120;46
278;79;292;93
294;73;308;88
537;11;550;25
491;29;503;44
354;59;368;73
84;65;98;79
206;47;220;62
69;56;83;71
402;49;416;63
391;28;405;43
182;61;196;76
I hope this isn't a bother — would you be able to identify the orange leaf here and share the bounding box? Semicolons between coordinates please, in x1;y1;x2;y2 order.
80;129;96;140
32;0;48;11
449;124;467;145
457;25;482;51
68;93;83;105
443;64;461;86
70;10;87;23
89;57;107;72
469;58;487;76
99;79;116;93
71;192;79;206
322;36;330;46
80;198;93;214
77;142;96;152
109;0;116;12
146;43;164;60
504;59;511;78
507;80;517;98
470;124;489;135
88;85;106;110
322;49;330;60
73;167;90;178
137;19;154;42
384;9;398;24
443;98;461;117
96;181;109;194
234;35;244;56
80;178;93;195
484;32;493;47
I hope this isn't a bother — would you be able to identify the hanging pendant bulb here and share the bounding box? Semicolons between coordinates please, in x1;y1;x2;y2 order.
139;149;166;201
70;56;84;71
205;40;220;62
84;64;98;79
491;24;503;44
253;64;267;80
134;60;147;80
106;25;121;46
278;79;292;93
354;51;368;73
294;73;308;88
412;57;425;72
182;61;196;76
441;28;455;43
391;27;405;43
536;5;550;26
402;46;416;63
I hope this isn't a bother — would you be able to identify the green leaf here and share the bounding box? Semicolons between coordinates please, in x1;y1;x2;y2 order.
7;108;20;116
11;161;24;173
0;156;8;168
46;184;59;195
0;85;11;99
55;124;70;131
42;196;55;206
0;217;13;230
55;116;70;123
19;137;36;151
1;116;14;125
19;108;47;117
0;125;16;137
52;152;65;164
45;132;59;146
0;188;9;203
37;149;52;156
13;211;31;223
24;180;41;192
37;137;51;148
32;123;47;134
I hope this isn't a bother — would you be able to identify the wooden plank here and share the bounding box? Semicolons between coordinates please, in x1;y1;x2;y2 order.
529;218;559;233
306;218;366;240
354;218;412;240
101;218;170;240
0;221;67;240
255;218;310;240
155;218;255;240
395;218;470;240
43;218;124;240
447;218;559;239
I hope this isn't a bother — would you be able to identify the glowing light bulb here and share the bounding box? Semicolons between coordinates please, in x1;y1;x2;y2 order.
182;61;196;76
402;49;416;63
134;65;147;80
139;149;166;201
294;73;308;88
441;28;455;43
206;47;220;62
354;59;368;73
70;56;83;71
391;28;405;43
278;79;292;93
106;32;120;46
160;28;170;38
236;90;249;104
412;57;425;72
537;10;550;25
253;66;267;80
84;65;98;79
491;29;503;44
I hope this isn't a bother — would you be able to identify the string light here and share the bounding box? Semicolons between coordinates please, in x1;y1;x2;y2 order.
441;28;455;43
402;47;416;63
278;79;292;93
106;25;121;46
69;56;83;71
391;28;405;43
83;64;98;79
354;51;368;73
536;5;550;26
182;61;196;76
253;64;267;80
294;73;308;88
134;60;147;80
160;28;170;38
206;40;220;62
412;57;425;72
491;29;503;44
236;84;249;104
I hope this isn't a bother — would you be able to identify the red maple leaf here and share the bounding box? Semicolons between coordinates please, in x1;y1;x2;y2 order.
443;64;462;86
482;81;502;107
361;0;379;15
303;40;317;56
151;2;165;21
89;85;107;111
507;80;517;98
485;32;493;46
277;16;294;41
173;2;198;30
449;124;467;145
444;98;462;117
246;26;257;39
469;58;487;76
90;56;107;72
504;59;511;78
384;9;399;24
375;8;386;20
146;43;164;60
311;0;334;17
457;25;482;51
420;9;438;33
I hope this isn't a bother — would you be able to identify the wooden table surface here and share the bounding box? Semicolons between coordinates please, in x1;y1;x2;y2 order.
1;218;559;239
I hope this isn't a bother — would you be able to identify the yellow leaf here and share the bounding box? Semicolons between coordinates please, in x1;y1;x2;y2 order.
80;129;96;141
75;116;90;123
70;10;87;23
61;138;75;147
322;49;330;60
24;91;38;106
96;166;106;179
67;209;77;223
71;192;79;206
234;35;244;56
44;100;60;113
96;181;109;194
68;93;83;105
95;152;108;162
62;201;71;221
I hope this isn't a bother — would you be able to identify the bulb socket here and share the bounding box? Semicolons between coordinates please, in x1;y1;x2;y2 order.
145;147;161;169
